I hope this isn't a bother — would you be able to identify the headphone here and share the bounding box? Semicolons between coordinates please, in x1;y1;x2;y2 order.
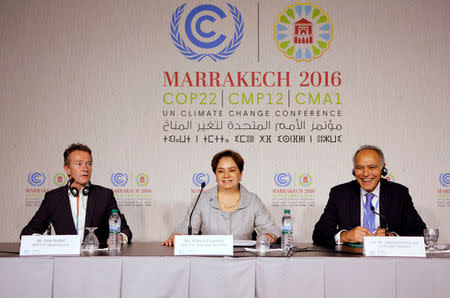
352;167;388;177
68;178;90;197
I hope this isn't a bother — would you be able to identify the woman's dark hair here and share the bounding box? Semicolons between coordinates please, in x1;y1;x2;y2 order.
211;150;244;173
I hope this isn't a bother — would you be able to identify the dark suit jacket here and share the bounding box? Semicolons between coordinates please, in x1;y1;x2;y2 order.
21;184;132;247
312;179;426;246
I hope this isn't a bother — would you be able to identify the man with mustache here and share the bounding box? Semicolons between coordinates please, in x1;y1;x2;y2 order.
313;145;426;246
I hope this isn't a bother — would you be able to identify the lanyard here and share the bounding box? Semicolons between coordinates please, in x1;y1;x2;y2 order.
76;196;79;234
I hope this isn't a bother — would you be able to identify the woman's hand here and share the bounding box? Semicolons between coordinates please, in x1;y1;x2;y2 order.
161;233;181;246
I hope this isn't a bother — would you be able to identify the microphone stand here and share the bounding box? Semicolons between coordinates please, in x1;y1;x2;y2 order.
370;206;389;236
188;182;206;235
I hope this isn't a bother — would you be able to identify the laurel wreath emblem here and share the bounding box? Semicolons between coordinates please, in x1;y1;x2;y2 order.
170;3;244;62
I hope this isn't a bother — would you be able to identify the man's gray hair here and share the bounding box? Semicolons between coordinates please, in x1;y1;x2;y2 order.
353;145;385;167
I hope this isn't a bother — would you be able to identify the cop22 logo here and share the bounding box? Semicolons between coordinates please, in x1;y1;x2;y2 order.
170;3;244;61
53;173;68;187
136;173;149;187
274;3;333;62
299;173;312;187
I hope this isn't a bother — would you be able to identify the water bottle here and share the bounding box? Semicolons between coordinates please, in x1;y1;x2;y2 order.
281;209;293;253
108;209;121;251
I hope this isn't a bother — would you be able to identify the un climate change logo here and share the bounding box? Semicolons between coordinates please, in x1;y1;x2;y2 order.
440;173;450;187
170;3;244;61
274;173;292;187
111;172;128;187
274;3;333;62
28;171;46;187
192;172;210;187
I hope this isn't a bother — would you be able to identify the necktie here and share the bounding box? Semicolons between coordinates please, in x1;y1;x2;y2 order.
363;193;375;233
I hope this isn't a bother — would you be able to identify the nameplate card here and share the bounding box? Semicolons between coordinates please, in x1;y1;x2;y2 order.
174;235;233;256
363;236;426;257
20;235;81;256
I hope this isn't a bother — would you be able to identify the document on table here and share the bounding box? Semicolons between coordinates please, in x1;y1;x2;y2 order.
233;240;256;247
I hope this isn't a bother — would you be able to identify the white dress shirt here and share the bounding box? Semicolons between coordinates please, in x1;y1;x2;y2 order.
68;189;88;244
67;189;128;245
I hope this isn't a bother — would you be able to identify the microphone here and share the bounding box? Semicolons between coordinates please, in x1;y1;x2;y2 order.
370;206;389;236
188;182;206;235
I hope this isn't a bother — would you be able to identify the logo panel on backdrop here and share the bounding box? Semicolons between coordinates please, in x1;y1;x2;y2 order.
272;171;316;208
110;171;153;207
437;172;450;207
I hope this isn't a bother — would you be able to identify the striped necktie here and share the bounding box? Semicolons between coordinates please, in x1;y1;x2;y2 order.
363;193;375;233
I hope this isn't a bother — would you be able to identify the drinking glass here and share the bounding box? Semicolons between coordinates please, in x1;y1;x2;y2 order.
82;227;99;250
423;228;439;250
255;234;270;251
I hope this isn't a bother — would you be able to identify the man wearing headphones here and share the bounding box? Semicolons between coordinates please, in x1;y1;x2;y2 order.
21;143;132;247
312;145;426;246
